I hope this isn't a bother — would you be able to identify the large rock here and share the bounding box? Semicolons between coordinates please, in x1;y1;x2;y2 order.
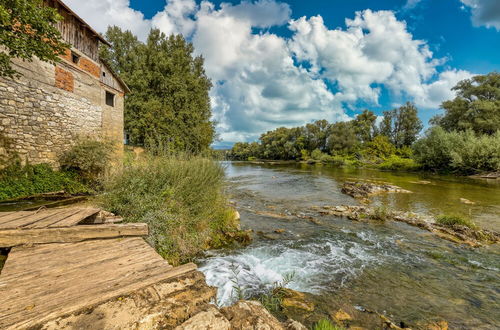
221;300;285;330
341;181;411;200
174;306;230;330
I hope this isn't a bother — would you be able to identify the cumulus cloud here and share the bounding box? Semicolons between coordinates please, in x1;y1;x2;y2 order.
460;0;500;30
64;0;151;40
64;0;472;143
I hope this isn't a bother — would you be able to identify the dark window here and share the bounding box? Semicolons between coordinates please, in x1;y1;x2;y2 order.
102;71;106;77
105;91;115;107
71;52;80;64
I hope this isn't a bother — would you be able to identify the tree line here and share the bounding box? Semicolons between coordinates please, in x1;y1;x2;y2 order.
229;73;500;175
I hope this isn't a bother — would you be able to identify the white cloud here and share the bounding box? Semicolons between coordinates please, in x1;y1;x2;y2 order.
460;0;500;30
64;0;151;40
403;0;422;10
64;0;473;143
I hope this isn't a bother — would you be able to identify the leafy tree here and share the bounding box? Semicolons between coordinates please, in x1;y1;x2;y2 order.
353;109;377;143
260;127;305;160
379;102;423;148
304;120;330;152
431;72;500;135
0;0;68;77
364;135;396;159
100;27;215;153
327;121;359;155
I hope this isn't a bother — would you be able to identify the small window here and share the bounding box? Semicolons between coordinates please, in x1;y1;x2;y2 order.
105;91;115;107
102;71;106;77
71;51;80;64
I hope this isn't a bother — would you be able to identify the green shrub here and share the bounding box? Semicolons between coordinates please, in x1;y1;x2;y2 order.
0;161;88;201
313;319;345;330
413;127;500;174
363;135;396;159
436;214;477;229
60;138;114;184
377;155;419;171
99;154;243;265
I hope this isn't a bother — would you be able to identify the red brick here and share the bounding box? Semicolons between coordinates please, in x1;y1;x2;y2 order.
55;66;74;92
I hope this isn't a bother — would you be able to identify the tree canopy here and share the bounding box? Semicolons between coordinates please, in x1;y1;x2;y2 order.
0;0;68;77
379;102;423;148
100;27;215;153
431;72;500;135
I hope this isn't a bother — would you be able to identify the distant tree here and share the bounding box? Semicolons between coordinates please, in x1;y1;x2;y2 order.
431;72;500;135
353;109;377;143
327;121;359;154
100;27;215;153
304;120;330;152
0;0;68;77
379;102;423;148
259;127;305;160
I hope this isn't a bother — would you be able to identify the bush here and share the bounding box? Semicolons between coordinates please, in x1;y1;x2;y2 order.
0;161;88;201
363;135;396;159
99;154;244;265
377;155;419;171
370;205;392;221
436;214;477;229
413;127;500;174
313;319;345;330
59;138;114;184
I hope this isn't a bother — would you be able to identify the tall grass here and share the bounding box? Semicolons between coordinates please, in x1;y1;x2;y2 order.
436;214;477;229
99;153;243;265
313;319;345;330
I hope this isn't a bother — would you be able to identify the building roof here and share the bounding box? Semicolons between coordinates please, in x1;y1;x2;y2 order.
55;0;111;46
100;59;131;94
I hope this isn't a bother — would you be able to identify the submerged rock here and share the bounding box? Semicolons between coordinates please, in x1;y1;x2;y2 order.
341;181;412;201
317;205;499;247
459;198;475;205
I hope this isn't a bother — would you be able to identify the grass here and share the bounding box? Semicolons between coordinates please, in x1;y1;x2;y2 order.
256;272;295;313
313;319;345;330
0;162;89;201
99;153;247;265
377;155;419;171
370;205;392;222
436;214;477;229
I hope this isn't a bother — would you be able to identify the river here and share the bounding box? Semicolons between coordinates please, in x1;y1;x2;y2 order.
199;162;500;329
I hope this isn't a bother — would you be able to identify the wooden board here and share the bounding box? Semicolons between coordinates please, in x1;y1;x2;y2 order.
0;208;100;230
0;237;197;329
0;223;148;247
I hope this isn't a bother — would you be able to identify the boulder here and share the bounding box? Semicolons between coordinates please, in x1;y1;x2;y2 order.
281;289;315;314
221;300;285;330
174;306;230;330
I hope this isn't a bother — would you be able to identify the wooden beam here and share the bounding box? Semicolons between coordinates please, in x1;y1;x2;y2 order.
0;223;148;247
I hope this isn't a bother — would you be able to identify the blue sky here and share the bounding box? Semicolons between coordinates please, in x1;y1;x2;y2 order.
66;0;500;148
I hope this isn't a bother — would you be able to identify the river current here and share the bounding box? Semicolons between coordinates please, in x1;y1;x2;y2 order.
199;162;500;329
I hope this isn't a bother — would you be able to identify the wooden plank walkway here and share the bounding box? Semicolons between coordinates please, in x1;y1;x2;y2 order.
0;207;198;329
0;207;100;229
0;238;197;329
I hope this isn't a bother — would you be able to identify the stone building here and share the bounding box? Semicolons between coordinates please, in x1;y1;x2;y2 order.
0;0;129;167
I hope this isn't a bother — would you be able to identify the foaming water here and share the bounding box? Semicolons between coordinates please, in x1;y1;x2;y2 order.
199;162;500;327
200;230;404;306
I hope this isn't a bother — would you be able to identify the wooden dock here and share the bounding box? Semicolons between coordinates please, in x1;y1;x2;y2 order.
0;207;201;329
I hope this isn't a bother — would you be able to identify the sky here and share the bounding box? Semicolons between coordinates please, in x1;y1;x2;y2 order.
64;0;500;148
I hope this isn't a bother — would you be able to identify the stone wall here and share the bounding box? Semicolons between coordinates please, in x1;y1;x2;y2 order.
0;49;124;167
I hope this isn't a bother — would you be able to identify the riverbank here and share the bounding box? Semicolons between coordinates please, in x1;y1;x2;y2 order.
199;162;500;329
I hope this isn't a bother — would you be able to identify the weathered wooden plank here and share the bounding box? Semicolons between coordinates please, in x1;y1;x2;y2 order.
0;223;148;247
0;211;33;224
48;208;100;227
0;238;194;329
0;209;63;229
24;208;82;229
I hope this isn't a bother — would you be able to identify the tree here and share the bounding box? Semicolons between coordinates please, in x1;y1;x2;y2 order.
0;0;68;77
431;72;500;135
353;109;377;143
379;102;423;148
100;27;215;152
304;120;330;152
327;121;359;155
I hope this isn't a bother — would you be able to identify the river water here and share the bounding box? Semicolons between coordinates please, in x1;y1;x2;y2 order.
199;162;500;329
